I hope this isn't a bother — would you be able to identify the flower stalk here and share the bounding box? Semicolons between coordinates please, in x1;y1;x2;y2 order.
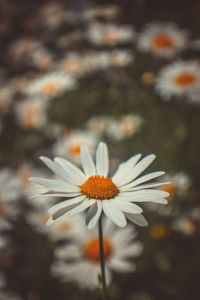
98;215;107;300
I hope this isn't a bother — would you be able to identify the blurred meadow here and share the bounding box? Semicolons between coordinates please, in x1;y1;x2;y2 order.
0;0;200;299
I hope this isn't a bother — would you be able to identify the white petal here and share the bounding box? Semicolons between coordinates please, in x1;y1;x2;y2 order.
54;157;86;183
125;213;148;226
126;181;171;191
112;154;142;184
68;199;95;216
48;195;86;213
80;145;96;177
96;142;109;177
109;258;135;273
29;177;80;192
32;191;81;198
102;200;127;227
86;201;102;229
121;171;165;190
48;203;80;224
112;199;143;214
118;190;169;203
117;154;156;187
40;156;81;186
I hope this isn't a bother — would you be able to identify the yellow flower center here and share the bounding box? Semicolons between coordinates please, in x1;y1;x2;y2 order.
152;34;174;49
84;238;112;262
41;82;60;96
69;144;82;156
174;72;197;87
81;175;119;200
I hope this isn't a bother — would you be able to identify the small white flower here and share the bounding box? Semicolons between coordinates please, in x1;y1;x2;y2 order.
30;142;168;229
87;116;111;137
110;50;133;67
51;218;142;289
155;61;200;101
138;22;188;58
15;99;47;130
107;115;142;140
0;168;22;203
86;23;135;46
28;47;54;71
27;203;83;241
172;207;200;235
52;130;99;165
26;71;76;100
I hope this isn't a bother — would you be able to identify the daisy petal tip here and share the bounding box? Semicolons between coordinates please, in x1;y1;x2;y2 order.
46;217;53;226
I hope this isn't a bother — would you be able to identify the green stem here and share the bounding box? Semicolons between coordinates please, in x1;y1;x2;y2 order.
98;215;107;300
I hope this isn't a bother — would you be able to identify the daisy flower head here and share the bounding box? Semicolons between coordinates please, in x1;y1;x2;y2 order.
26;71;76;101
155;61;200;101
51;218;142;289
137;22;188;58
29;142;169;229
15;98;47;130
52;130;98;165
107;114;142;140
86;23;135;46
172;207;200;235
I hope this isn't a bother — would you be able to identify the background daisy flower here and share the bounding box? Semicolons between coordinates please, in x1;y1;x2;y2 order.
26;72;76;101
155;60;200;100
51;218;142;289
29;142;169;229
138;22;188;58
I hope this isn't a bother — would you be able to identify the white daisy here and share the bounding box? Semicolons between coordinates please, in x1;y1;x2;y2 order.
52;130;98;165
87;116;111;137
28;47;54;71
107;114;142;140
172;207;200;235
155;61;200;100
26;71;76;101
0;168;22;203
51;218;142;289
27;203;83;241
86;23;135;46
137;22;188;58
29;142;168;229
110;50;133;67
15;98;47;130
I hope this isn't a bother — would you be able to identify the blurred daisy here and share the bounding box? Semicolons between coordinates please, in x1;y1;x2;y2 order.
51;219;142;289
27;203;83;241
159;172;191;198
86;23;135;46
172;207;200;235
138;22;188;58
28;48;54;71
53;130;98;165
26;72;76;101
155;61;200;100
30;142;168;229
15;99;47;130
110;50;133;67
107;115;142;140
87;116;111;137
9;37;40;63
60;53;86;76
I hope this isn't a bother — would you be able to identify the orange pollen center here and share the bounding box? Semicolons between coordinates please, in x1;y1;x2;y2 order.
152;34;174;49
42;82;60;96
81;175;119;200
174;72;197;87
69;144;81;155
161;183;176;199
64;58;81;73
41;213;51;224
84;238;112;262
